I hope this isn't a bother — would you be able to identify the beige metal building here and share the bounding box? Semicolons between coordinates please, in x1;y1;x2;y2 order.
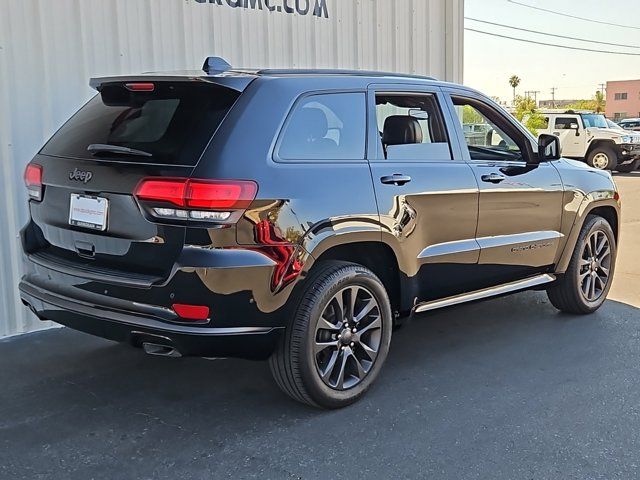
0;0;464;337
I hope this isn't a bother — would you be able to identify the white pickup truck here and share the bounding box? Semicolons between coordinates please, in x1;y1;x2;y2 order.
538;111;640;172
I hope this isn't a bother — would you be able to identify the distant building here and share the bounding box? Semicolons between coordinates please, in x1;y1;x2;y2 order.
606;80;640;121
538;99;581;109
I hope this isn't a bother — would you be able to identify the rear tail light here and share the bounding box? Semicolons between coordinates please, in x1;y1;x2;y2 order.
172;304;210;321
24;163;43;201
134;178;257;223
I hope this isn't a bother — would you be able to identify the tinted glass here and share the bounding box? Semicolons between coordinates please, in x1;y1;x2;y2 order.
278;93;366;161
452;96;524;162
41;83;240;166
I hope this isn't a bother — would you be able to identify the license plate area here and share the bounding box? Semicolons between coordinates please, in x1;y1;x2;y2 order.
69;194;108;231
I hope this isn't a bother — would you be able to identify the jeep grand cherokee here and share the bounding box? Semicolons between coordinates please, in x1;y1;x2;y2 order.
19;58;620;408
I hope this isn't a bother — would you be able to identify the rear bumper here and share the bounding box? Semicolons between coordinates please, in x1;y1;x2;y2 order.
19;279;282;359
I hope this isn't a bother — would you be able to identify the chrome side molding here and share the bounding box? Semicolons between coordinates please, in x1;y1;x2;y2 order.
414;273;556;313
417;238;480;262
476;231;564;250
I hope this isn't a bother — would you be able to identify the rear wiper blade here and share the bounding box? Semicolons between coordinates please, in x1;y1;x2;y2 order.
87;144;153;158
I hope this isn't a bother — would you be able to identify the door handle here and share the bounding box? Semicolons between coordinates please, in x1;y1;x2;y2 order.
481;173;506;184
380;174;412;186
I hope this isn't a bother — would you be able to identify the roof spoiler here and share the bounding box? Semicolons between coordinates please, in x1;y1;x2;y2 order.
90;75;254;94
90;57;249;92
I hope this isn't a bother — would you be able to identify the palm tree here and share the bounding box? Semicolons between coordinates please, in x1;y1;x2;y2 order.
509;75;521;104
594;90;605;113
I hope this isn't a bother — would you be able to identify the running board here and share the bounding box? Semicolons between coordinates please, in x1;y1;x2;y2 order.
414;274;556;314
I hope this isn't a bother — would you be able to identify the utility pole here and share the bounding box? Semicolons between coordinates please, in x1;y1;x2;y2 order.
530;90;540;106
550;87;557;108
598;83;606;95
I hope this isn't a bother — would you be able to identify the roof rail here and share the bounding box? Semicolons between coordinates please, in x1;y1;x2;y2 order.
203;57;232;74
256;68;437;80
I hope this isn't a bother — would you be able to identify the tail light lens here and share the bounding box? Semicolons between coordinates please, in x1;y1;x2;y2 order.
134;178;257;223
24;163;43;201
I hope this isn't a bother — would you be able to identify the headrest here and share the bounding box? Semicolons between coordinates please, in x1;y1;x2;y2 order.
382;115;423;145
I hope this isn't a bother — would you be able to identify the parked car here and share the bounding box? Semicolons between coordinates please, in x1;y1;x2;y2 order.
618;118;640;132
538;111;640;172
462;123;493;146
20;58;621;408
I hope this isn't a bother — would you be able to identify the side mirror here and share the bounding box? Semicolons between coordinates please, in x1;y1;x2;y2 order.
537;134;561;162
409;109;429;120
570;123;580;136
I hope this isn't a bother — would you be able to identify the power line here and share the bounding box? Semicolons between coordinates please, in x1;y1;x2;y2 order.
465;28;640;56
465;17;640;49
507;0;640;31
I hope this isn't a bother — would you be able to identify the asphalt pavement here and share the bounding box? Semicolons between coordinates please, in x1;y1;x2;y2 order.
1;172;639;480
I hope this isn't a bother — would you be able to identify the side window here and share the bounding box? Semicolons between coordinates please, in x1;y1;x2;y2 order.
375;93;451;161
452;96;525;162
554;117;579;130
278;92;366;161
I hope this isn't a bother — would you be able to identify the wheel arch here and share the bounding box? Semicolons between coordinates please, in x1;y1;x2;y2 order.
555;197;620;273
586;139;617;157
304;240;405;316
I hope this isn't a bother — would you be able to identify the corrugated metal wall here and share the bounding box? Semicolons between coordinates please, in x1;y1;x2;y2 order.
0;0;463;337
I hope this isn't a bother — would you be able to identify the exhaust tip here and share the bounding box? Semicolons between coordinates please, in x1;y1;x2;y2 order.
142;342;182;358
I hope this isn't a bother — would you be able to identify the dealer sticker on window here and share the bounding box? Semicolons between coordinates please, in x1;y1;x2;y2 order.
69;194;108;231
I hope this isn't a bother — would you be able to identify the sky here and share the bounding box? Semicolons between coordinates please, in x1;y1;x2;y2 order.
464;0;640;103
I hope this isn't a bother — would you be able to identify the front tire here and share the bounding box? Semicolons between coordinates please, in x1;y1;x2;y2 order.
587;145;618;170
269;261;393;408
547;215;616;314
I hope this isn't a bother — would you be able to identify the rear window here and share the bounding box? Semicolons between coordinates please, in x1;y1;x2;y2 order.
41;83;240;166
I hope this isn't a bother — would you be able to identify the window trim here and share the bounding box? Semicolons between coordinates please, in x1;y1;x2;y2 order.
272;89;369;164
367;88;459;163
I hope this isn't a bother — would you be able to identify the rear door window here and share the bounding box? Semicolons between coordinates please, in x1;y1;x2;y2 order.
277;92;366;161
41;83;240;166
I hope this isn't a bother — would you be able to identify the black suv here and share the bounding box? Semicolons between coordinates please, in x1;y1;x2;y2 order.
20;58;620;408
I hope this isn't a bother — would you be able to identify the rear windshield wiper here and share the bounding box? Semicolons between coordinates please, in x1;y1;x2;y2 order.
87;144;153;158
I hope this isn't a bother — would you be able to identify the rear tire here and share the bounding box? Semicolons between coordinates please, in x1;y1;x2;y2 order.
547;215;616;314
616;159;640;173
269;261;393;409
587;145;618;170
